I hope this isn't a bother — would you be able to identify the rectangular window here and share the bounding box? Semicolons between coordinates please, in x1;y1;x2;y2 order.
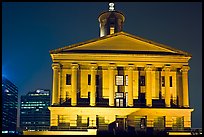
96;75;99;85
115;92;124;98
139;76;145;86
66;74;71;85
88;75;91;85
170;76;172;87
140;118;146;129
161;76;165;87
125;75;128;86
116;76;124;85
110;26;115;34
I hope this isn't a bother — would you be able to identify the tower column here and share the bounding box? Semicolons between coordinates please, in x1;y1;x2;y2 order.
52;63;60;105
127;65;134;107
163;66;171;107
90;64;97;106
181;66;190;107
108;64;116;106
71;64;79;106
145;65;152;107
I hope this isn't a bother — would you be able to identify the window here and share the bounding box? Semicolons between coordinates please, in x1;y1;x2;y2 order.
96;75;99;85
125;75;128;86
116;99;124;107
161;76;165;87
170;76;172;87
139;76;145;86
110;26;115;34
140;118;146;129
116;76;124;85
66;74;71;85
88;75;91;85
115;92;124;107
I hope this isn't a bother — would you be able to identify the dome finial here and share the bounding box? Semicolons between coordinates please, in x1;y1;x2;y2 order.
109;3;115;11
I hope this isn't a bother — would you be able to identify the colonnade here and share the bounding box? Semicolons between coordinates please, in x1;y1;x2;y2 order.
51;63;190;108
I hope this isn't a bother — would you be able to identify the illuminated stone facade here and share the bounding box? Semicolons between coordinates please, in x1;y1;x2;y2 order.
48;4;193;134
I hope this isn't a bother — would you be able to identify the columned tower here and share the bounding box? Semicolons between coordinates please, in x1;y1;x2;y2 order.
98;3;125;37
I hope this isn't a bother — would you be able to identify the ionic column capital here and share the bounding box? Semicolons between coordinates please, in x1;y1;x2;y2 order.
144;65;153;71
180;66;190;72
108;64;117;70
52;63;61;70
162;65;171;72
71;63;79;70
90;63;98;70
127;64;135;70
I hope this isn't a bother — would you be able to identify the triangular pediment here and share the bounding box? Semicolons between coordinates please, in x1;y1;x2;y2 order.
50;31;191;56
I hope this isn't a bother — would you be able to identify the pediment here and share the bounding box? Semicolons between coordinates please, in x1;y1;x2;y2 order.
50;31;191;57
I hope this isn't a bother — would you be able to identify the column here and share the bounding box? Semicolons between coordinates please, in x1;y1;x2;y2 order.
134;68;139;99
145;65;152;107
180;66;190;107
163;66;171;107
151;69;156;99
108;64;116;106
58;65;62;104
71;64;79;106
90;64;97;106
177;71;183;107
52;63;60;105
172;70;177;104
127;65;134;107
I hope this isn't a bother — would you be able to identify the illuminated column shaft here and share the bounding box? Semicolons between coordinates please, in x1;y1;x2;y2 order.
109;65;116;106
71;64;78;106
52;63;59;105
90;65;97;106
151;70;156;99
164;66;171;107
145;65;152;107
181;66;190;107
128;65;134;107
58;66;62;103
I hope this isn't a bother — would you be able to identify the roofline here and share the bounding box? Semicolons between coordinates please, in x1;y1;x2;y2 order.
49;31;192;57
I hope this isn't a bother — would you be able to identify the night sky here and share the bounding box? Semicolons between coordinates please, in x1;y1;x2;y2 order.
2;2;202;128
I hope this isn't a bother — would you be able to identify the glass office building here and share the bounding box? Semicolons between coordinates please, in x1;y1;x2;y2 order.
2;76;18;134
20;89;50;131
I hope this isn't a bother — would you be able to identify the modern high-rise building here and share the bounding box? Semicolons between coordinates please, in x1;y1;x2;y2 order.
20;89;50;131
2;76;18;134
24;3;194;135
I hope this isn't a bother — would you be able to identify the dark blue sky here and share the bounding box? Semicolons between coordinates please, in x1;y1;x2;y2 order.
2;2;202;128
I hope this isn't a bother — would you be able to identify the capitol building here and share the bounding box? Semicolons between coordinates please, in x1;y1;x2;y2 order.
25;3;193;135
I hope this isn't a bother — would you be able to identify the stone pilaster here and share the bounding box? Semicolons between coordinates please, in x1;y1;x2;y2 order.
89;115;96;128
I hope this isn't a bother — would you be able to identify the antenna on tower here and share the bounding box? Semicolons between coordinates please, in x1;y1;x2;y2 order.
109;2;115;11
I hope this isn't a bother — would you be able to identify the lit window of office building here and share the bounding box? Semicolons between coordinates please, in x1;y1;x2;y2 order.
20;89;50;131
2;76;18;134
